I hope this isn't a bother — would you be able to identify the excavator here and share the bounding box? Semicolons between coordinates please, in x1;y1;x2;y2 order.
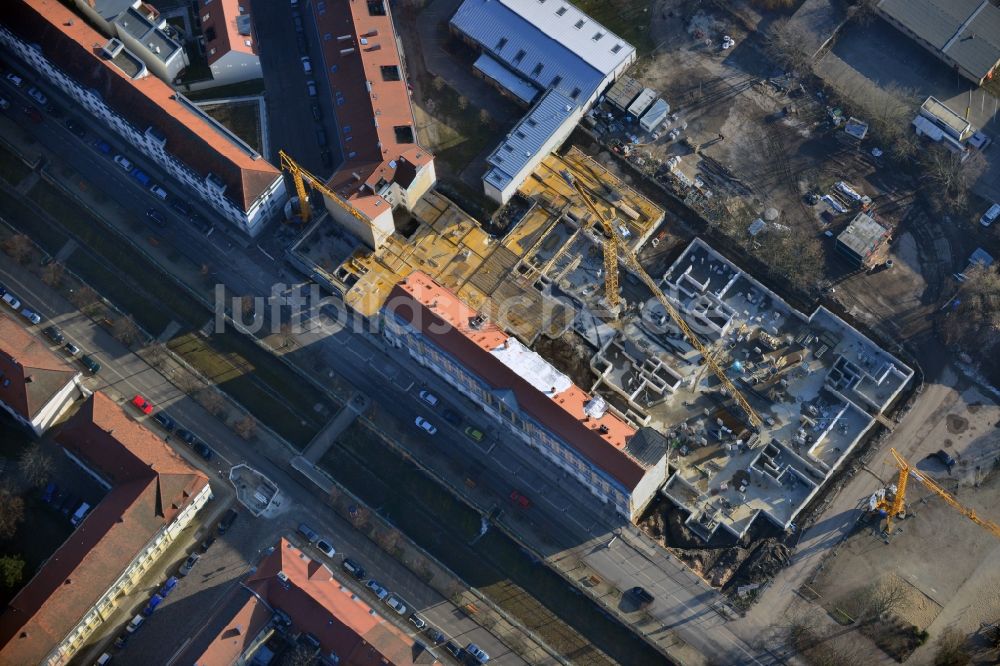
870;447;1000;540
560;170;763;431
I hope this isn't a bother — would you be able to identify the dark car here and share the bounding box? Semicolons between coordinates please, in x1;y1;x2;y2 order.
442;408;461;426
310;102;322;120
94;138;112;154
193;441;213;460
146;208;166;225
425;627;446;645
169;198;191;217
176;429;196;445
199;536;216;553
179;552;200;576
931;449;956;470
341;558;366;580
113;632;130;649
80;354;101;374
41;482;57;503
153;411;176;431
218;508;238;534
627;586;654;608
444;642;463;658
190;215;215;236
22;105;42;123
316;128;327;147
42;325;64;343
65;117;85;138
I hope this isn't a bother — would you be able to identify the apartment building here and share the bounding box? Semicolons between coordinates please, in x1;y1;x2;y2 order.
1;0;286;237
0;392;211;665
0;315;86;436
381;271;666;521
200;0;263;86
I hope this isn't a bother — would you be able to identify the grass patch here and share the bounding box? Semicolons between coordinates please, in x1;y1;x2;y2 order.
414;75;496;173
12;179;332;444
184;79;266;101
321;422;661;666
572;0;655;55
0;143;32;186
201;102;262;153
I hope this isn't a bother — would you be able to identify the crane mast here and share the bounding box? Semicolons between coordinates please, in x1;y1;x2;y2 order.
278;149;367;226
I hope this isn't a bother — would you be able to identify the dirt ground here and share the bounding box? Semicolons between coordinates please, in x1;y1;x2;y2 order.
200;101;262;154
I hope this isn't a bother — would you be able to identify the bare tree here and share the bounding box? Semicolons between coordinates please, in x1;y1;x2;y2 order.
41;262;64;287
859;575;909;622
457;95;469;111
0;486;25;539
764;18;813;74
2;233;33;264
934;627;971;666
920;146;987;208
196;388;226;417
19;446;53;488
431;76;446;92
940;263;1000;350
279;643;318;666
112;315;141;346
69;285;98;310
233;415;257;440
479;108;492;127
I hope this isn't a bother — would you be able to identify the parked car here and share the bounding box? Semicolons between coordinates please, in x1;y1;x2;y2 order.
159;576;178;598
42;325;64;343
65;117;85;138
179;552;200;576
41;482;57;503
464;426;484;442
444;642;463;658
131;169;151;187
465;643;490;664
418;390;439;407
190;215;215;236
310;102;322;120
301;57;312;73
169;199;191;217
425;627;446;645
307;80;317;97
315;538;336;557
627;586;654;608
199;536;216;553
153;411;176;431
193;441;213;460
59;493;79;514
124;614;145;634
146;208;166;225
218;508;239;534
64;342;80;356
341;558;366;580
415;417;437;435
316;128;327;147
0;96;9;110
175;428;196;444
297;522;319;544
5;72;24;87
70;502;92;526
149;184;168;200
113;631;130;648
2;292;21;309
96;652;112;665
442;408;461;426
365;579;389;601
384;595;407;615
981;203;1000;228
408;614;426;630
22;105;42;123
131;394;153;415
94;139;112;154
20;308;41;324
80;354;100;373
27;86;47;105
509;490;531;509
113;154;133;171
142;593;163;616
931;449;956;470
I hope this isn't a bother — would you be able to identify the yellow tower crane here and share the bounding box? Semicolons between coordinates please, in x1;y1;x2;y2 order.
278;149;367;225
560;170;763;430
874;448;1000;540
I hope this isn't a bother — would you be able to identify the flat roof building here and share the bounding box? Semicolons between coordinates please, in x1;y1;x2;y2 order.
605;75;644;112
0;0;287;237
877;0;1000;85
836;212;891;267
0;392;211;665
312;0;435;250
450;0;636;203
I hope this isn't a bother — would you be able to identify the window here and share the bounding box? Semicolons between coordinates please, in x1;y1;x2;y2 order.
531;62;543;77
611;43;623;53
574;19;584;29
551;75;562;87
593;32;604;41
570;87;581;99
515;130;526;139
504;145;514;153
513;49;526;64
526;117;538;127
205;26;217;41
556;6;567;16
380;64;400;81
496;37;507;50
367;0;386;16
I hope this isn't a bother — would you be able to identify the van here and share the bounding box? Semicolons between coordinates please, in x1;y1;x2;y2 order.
71;502;91;526
981;203;1000;227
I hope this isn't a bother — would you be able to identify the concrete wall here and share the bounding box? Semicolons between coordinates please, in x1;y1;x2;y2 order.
323;192;394;250
208;49;263;87
31;375;85;436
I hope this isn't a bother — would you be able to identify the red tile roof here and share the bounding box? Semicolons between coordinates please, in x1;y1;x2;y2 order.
0;392;209;665
313;0;433;219
189;538;435;666
384;272;645;490
1;0;281;211
203;0;258;66
0;315;79;423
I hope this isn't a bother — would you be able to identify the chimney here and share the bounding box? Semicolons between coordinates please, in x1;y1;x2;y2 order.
24;375;33;383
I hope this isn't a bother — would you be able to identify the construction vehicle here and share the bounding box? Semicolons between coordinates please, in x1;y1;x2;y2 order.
278;149;366;225
870;448;1000;540
560;170;763;430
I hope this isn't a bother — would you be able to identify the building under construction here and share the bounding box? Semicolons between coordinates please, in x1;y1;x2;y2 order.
293;144;912;541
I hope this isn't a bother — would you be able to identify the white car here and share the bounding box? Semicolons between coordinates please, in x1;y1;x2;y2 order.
27;86;46;105
315;538;335;557
415;417;437;435
418;390;439;407
149;184;168;200
113;154;133;171
384;595;407;616
301;57;312;74
6;72;23;87
125;614;144;634
365;579;389;601
980;202;1000;227
2;292;21;309
20;308;41;324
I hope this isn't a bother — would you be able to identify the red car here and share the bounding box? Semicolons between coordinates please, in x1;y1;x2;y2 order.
509;490;531;509
131;394;153;415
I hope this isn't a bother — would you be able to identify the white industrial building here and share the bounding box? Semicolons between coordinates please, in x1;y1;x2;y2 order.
450;0;636;203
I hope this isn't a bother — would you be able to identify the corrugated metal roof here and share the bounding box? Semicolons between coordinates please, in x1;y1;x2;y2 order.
627;87;656;117
474;53;539;104
451;0;632;103
878;0;1000;79
640;98;669;130
485;88;577;192
606;75;643;111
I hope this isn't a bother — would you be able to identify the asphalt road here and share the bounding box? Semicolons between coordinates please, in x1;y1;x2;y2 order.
0;55;770;665
0;258;527;666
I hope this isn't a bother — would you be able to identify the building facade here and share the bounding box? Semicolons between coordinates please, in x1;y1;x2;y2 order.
382;272;665;521
200;0;263;87
1;0;286;237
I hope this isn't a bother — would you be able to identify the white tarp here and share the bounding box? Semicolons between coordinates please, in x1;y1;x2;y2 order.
491;338;572;396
